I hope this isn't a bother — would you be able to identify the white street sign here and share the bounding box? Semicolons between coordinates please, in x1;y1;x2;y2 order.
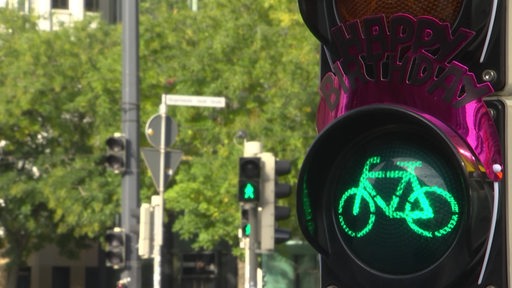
164;94;226;108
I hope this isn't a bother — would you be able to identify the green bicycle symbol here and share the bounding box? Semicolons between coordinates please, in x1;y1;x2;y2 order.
338;156;459;238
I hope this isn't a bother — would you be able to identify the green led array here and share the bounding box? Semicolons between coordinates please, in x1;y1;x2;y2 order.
243;183;256;200
338;156;460;238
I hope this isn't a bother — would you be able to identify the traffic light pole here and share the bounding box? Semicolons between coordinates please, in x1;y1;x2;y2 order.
152;98;168;288
121;0;141;286
244;203;258;288
243;141;262;288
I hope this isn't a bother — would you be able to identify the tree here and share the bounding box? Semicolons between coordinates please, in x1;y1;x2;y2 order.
0;9;123;286
137;0;319;249
0;0;320;286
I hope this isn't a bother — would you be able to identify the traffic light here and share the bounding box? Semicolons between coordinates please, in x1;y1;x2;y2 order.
238;157;261;203
259;152;292;251
105;228;125;269
298;105;502;287
240;207;251;238
296;0;510;287
105;134;126;174
298;0;508;92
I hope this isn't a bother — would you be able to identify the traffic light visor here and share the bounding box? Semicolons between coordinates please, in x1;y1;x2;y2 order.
106;136;125;152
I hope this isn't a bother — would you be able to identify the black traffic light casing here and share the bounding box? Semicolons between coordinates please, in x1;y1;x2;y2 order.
479;98;511;287
299;0;509;92
259;152;293;251
238;157;261;203
105;228;125;269
105;134;126;174
274;159;292;244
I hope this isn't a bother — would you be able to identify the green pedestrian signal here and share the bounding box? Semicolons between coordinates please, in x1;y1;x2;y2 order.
243;183;256;200
238;157;261;203
244;223;251;236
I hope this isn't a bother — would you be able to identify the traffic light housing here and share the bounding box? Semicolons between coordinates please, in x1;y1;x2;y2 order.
298;105;500;287
238;157;261;203
480;98;512;287
298;0;510;93
105;228;125;269
240;207;251;238
259;152;292;251
296;0;509;286
105;134;126;174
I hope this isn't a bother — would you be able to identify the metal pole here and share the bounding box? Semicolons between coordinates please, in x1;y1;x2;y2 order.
121;0;140;286
152;96;167;288
247;204;258;288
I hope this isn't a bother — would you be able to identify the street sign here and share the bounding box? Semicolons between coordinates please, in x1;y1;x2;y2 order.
145;114;177;148
141;148;183;191
164;94;226;108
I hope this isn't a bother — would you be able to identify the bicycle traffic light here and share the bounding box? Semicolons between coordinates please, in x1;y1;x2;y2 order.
239;157;261;203
296;0;510;287
105;134;126;174
105;228;125;269
259;152;292;251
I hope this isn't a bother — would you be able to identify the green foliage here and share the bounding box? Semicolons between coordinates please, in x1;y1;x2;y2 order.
0;0;319;264
0;9;123;265
140;0;319;249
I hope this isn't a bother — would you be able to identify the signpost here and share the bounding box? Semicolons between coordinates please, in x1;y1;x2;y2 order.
164;94;226;108
140;94;226;288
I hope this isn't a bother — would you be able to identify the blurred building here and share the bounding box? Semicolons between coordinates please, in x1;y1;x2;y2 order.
0;0;120;30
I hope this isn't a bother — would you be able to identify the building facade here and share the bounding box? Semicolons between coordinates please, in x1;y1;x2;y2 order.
1;0;108;30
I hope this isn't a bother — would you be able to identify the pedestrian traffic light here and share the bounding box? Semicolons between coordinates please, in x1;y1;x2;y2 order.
296;0;510;286
105;134;126;174
240;207;251;238
259;152;292;251
239;157;261;203
105;228;125;269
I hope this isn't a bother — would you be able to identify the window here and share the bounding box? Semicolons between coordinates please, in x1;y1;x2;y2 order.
52;267;70;288
85;0;99;12
51;0;68;9
85;267;99;288
16;267;30;288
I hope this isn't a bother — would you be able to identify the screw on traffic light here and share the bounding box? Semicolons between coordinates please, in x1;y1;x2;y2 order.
105;228;126;269
105;134;126;174
238;157;261;203
259;152;292;251
296;0;509;287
